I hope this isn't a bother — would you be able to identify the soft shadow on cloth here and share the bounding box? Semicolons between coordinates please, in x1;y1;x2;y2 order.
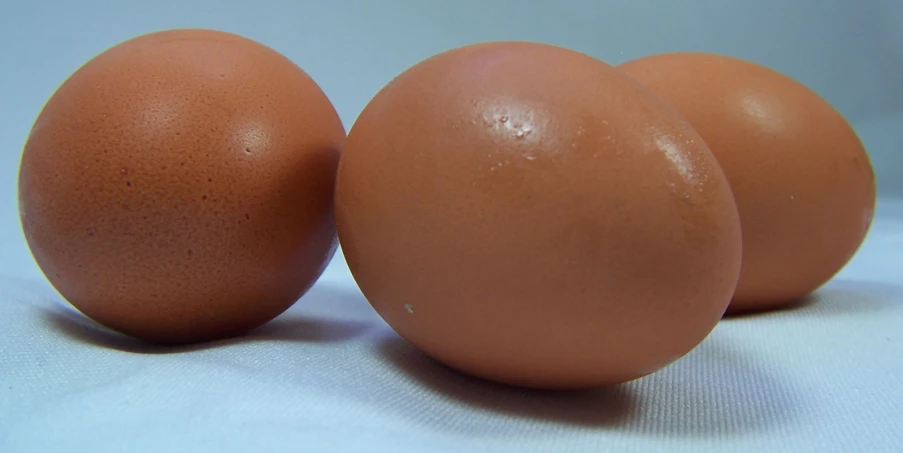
722;279;902;319
369;328;801;438
40;281;375;354
31;275;901;437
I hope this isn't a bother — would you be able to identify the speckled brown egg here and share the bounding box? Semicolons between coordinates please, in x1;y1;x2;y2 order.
18;28;345;344
618;52;877;314
335;41;743;390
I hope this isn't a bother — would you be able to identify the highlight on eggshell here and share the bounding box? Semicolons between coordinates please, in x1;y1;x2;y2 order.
334;40;743;390
17;28;346;344
618;52;877;314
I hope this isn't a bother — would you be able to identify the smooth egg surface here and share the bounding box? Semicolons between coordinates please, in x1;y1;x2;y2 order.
620;52;877;313
335;41;743;389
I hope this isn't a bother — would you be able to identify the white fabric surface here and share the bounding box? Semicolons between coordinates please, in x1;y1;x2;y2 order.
1;199;902;453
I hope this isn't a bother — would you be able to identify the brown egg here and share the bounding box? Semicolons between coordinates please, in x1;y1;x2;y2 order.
18;29;345;344
618;52;877;314
335;41;742;390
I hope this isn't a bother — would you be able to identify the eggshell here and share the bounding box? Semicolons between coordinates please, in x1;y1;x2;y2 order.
18;29;345;344
619;52;877;313
335;41;742;390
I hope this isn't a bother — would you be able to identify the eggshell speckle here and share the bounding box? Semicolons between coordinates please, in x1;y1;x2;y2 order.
18;29;345;344
619;52;877;313
335;42;742;389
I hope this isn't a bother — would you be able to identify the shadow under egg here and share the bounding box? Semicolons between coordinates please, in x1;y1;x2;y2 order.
40;282;376;354
368;327;801;439
376;334;638;428
723;279;902;319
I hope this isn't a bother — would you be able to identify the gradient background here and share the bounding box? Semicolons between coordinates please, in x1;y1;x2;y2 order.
1;1;901;451
3;0;902;224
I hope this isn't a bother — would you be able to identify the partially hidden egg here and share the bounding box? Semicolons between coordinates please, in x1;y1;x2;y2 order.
335;41;742;390
619;52;877;314
18;29;346;344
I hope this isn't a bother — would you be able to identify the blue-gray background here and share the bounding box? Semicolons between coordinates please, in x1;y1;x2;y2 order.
2;0;901;275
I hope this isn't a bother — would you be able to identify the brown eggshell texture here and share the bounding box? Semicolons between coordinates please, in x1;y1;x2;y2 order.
619;52;877;313
18;29;346;344
335;41;743;390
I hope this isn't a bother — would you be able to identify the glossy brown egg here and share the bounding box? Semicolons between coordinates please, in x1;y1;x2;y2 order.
335;41;742;390
18;29;345;344
619;52;877;314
